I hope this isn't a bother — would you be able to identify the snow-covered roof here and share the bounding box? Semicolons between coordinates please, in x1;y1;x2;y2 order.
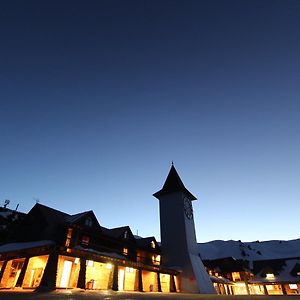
0;240;54;253
199;239;300;262
251;259;300;283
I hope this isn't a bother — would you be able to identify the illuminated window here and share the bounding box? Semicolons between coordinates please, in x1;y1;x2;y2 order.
297;272;300;276
74;257;80;264
85;218;92;227
86;260;94;267
123;247;128;255
65;228;73;247
232;272;241;281
289;284;298;290
10;261;23;277
81;235;90;245
152;254;161;265
151;241;155;248
266;273;275;279
126;267;134;273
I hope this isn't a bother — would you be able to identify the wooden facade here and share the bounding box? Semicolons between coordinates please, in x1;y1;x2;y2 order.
204;256;300;295
0;203;177;292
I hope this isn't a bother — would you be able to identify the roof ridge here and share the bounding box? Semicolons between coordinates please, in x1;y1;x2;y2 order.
35;203;70;216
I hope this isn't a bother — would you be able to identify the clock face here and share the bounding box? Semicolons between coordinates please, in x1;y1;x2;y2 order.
183;197;193;219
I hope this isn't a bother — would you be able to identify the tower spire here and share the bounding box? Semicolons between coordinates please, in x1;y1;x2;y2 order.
153;164;196;200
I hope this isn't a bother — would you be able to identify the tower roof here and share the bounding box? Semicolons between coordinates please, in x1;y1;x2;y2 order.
153;165;197;200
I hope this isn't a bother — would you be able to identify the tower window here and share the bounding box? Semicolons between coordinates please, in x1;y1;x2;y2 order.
151;241;156;249
124;231;128;239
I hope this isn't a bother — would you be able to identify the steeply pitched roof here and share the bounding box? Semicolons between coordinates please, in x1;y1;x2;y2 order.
136;236;160;251
101;225;135;243
66;211;92;223
153;165;197;200
203;257;249;272
32;204;100;228
34;203;68;225
106;226;129;238
251;258;300;283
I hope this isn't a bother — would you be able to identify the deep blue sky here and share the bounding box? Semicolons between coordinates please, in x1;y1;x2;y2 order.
1;0;300;242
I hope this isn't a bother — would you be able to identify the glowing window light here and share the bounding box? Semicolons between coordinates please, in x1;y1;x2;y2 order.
125;267;134;273
151;241;155;248
106;263;112;269
266;273;275;279
86;260;94;267
289;284;298;290
74;257;80;264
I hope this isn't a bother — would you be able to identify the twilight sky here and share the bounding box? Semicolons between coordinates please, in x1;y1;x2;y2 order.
1;0;300;242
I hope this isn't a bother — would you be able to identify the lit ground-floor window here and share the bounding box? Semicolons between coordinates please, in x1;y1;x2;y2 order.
266;284;283;295
231;282;248;295
160;273;170;292
118;266;137;291
22;255;49;288
86;261;114;290
249;284;266;295
0;258;25;288
213;282;228;295
142;270;158;292
285;283;300;295
56;255;80;288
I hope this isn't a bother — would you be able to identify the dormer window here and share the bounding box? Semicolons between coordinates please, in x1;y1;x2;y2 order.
151;241;155;249
266;273;275;279
232;272;241;281
85;217;92;227
123;247;128;255
289;284;298;290
124;231;128;239
152;254;161;265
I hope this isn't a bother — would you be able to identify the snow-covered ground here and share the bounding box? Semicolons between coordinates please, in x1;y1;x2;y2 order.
199;238;300;261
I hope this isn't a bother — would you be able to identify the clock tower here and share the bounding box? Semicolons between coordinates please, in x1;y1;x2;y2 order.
153;164;216;293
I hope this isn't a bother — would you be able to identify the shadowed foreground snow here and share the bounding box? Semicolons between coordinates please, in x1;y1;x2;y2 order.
1;290;300;300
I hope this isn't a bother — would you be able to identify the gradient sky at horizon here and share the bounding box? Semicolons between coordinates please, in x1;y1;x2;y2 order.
1;0;300;242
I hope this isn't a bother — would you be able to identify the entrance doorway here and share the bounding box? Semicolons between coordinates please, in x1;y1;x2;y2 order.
118;269;125;291
60;260;72;288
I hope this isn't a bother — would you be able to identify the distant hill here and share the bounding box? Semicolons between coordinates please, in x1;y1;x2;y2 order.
199;239;300;261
